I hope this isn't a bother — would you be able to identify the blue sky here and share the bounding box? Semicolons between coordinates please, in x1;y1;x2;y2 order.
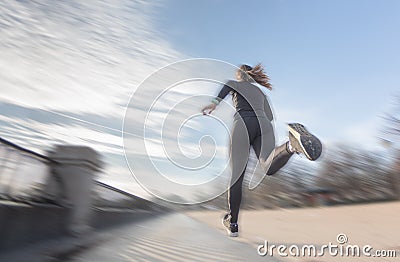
1;0;399;202
155;0;400;148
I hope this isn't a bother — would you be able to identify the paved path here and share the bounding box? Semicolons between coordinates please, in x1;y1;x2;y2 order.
66;213;278;262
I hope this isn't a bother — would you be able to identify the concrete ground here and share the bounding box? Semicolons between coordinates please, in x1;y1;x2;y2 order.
65;213;279;262
187;201;400;261
8;202;398;262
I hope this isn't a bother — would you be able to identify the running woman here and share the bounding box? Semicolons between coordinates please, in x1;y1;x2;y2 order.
201;64;322;237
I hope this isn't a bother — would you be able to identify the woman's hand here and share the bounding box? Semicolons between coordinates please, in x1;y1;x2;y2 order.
201;103;217;115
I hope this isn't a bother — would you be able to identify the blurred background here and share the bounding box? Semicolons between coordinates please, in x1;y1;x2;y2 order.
1;0;399;261
1;0;399;207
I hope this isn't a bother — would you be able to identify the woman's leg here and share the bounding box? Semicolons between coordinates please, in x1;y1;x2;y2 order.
228;170;245;223
252;130;293;176
251;119;277;174
253;123;321;177
267;142;293;175
228;117;250;223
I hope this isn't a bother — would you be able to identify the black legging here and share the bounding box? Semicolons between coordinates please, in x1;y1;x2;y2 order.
228;116;293;223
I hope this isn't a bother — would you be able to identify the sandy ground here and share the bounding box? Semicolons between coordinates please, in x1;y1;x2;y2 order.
187;201;400;261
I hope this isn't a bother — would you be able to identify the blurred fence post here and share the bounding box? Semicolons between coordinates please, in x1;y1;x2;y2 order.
47;145;102;236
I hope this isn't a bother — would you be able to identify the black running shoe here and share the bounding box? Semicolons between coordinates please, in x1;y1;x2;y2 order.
288;123;322;161
222;214;239;237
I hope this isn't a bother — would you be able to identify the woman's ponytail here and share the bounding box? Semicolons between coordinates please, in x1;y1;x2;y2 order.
239;64;272;90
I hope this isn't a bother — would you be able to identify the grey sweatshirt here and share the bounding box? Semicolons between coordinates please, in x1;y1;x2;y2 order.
216;80;273;121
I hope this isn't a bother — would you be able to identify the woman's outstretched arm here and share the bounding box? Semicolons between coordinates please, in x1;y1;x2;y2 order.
201;82;233;115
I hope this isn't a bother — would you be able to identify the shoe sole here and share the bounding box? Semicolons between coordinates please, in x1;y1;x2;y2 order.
288;123;322;161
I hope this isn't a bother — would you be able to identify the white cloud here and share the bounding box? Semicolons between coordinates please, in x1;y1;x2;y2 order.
0;3;253;201
0;0;192;198
0;0;182;117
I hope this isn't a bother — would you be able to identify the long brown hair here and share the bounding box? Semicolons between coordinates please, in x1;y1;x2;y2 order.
238;64;272;90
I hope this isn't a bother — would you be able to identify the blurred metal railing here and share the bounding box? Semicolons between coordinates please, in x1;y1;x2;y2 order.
93;181;159;211
0;137;159;210
0;137;59;204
